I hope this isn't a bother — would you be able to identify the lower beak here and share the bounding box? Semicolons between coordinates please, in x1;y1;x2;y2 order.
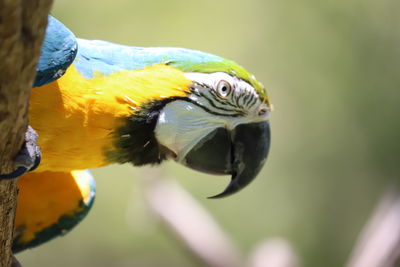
182;121;271;198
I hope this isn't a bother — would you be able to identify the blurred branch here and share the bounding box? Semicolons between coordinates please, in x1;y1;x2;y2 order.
248;238;300;267
346;188;400;267
140;167;301;267
143;168;243;267
138;168;400;267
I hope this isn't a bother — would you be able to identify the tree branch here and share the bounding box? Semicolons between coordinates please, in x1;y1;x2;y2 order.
0;1;52;266
141;168;243;267
346;188;400;267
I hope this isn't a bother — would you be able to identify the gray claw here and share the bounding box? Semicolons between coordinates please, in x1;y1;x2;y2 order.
14;126;40;170
0;126;41;179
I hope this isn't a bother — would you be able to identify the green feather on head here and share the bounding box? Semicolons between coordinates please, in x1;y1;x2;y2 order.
170;58;269;103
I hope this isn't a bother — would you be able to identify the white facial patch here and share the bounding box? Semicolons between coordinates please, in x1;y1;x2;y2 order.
155;100;226;162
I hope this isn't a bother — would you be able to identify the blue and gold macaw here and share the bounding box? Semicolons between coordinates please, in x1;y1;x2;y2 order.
8;16;272;252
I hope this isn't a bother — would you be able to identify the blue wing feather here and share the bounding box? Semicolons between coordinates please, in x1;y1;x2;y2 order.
33;15;77;87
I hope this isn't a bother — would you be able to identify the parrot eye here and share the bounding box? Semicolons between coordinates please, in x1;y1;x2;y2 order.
216;80;232;98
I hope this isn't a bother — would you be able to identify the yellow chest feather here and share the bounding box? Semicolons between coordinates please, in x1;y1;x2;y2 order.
30;64;191;172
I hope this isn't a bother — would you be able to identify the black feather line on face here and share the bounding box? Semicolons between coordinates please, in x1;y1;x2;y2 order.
107;98;184;166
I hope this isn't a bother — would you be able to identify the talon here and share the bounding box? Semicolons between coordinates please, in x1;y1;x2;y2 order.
0;126;41;179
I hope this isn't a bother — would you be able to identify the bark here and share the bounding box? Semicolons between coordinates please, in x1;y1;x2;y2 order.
0;1;52;266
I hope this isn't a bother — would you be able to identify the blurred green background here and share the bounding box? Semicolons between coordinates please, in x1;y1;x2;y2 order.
18;0;400;266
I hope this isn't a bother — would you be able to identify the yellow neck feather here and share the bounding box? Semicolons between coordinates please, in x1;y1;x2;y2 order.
30;64;191;172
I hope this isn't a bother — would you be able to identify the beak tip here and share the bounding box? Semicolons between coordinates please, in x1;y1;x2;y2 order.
207;178;242;199
207;193;229;199
207;192;228;199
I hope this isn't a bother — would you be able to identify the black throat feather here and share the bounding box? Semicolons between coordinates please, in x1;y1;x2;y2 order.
106;98;183;166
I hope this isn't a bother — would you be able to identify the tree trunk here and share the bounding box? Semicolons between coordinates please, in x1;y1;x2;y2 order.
0;1;52;266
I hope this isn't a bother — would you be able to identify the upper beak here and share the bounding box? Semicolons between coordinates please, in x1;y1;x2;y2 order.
182;121;271;198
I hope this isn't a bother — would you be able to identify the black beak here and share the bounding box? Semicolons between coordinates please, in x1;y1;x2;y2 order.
183;121;271;198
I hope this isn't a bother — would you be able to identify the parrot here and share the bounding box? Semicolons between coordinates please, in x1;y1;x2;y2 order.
3;15;272;253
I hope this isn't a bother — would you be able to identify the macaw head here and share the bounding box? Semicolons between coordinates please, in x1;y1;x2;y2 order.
101;45;272;198
155;62;271;198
